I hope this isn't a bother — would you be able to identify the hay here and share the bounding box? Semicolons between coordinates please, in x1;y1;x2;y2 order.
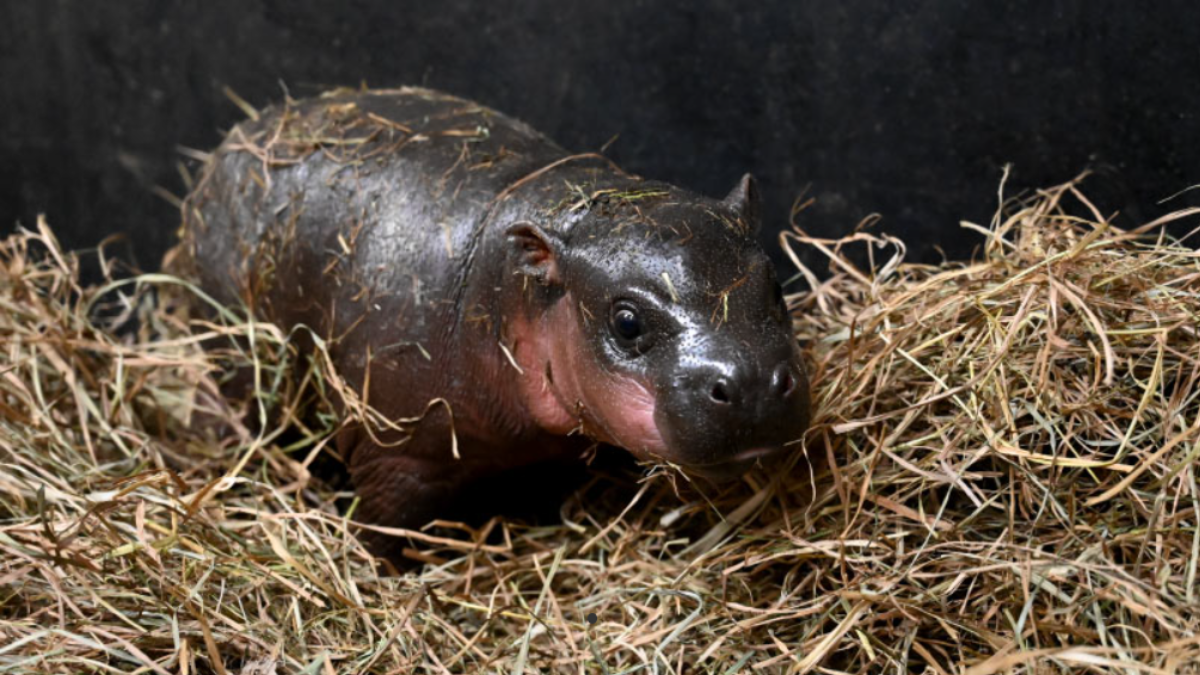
2;176;1200;673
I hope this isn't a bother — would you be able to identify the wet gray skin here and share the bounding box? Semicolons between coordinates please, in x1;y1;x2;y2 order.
553;191;810;479
180;87;810;559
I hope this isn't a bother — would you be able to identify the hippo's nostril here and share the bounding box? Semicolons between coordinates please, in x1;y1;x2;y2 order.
772;364;795;398
710;379;731;404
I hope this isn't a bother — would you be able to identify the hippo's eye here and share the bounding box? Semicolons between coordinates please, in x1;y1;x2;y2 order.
611;303;644;345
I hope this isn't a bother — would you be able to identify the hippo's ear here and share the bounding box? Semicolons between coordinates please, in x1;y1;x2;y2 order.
722;173;762;233
506;222;562;286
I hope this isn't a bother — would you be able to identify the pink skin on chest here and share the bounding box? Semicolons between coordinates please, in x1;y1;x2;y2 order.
508;292;667;460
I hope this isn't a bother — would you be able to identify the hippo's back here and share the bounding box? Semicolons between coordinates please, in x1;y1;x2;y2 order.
179;87;569;348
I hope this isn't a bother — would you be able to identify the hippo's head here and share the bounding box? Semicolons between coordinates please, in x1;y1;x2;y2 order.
505;174;811;480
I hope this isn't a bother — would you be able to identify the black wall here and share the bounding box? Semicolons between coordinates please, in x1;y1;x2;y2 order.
2;0;1198;277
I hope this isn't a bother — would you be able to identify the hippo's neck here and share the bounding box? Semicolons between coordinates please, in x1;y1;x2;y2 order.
446;160;638;442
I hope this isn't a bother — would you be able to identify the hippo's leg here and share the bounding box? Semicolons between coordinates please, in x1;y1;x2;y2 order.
339;418;471;563
340;418;589;563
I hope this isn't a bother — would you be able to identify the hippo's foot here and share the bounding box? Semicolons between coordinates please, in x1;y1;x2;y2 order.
345;448;463;565
341;421;593;566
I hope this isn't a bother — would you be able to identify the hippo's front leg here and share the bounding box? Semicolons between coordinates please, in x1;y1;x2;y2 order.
339;423;470;562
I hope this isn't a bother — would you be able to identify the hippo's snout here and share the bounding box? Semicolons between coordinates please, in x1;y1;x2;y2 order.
706;361;799;409
655;345;811;479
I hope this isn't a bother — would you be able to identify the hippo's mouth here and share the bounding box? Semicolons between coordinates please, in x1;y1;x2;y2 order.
732;447;778;462
587;399;795;482
674;445;790;482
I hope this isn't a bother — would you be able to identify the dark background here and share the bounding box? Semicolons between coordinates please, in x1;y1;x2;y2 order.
2;0;1198;280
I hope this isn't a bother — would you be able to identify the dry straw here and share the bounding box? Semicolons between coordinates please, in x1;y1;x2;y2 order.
2;175;1200;673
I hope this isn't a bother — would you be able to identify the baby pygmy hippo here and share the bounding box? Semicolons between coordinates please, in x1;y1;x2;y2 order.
179;87;810;557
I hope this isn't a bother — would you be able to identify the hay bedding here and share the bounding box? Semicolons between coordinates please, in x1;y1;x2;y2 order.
2;176;1200;674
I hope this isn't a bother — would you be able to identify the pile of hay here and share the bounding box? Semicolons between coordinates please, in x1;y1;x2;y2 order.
2;177;1199;673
